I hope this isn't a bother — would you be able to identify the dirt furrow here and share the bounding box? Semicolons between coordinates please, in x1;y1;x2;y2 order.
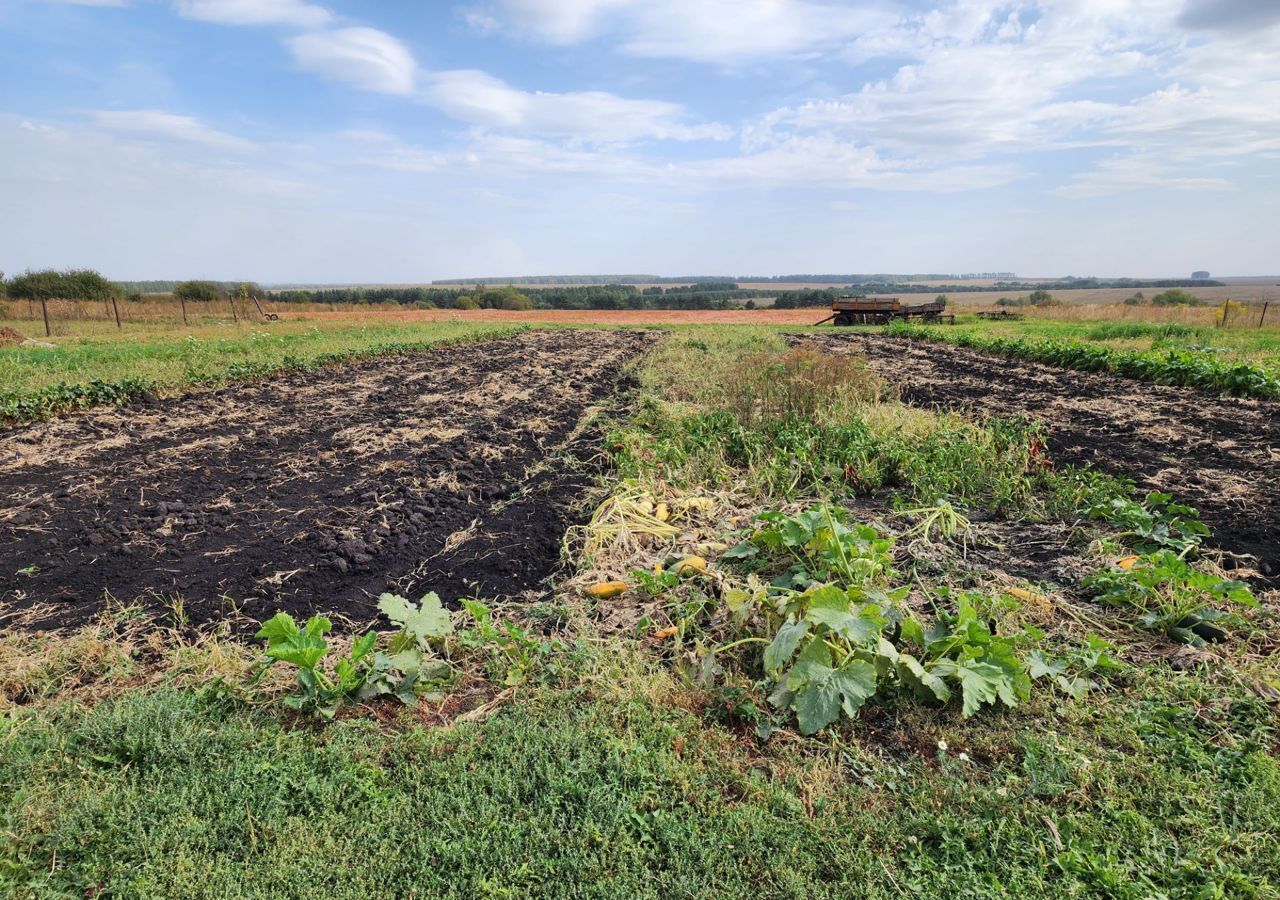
793;332;1279;579
0;329;657;629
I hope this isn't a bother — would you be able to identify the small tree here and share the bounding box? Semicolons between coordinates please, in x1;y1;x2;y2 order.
172;280;228;325
479;286;533;311
1028;289;1054;306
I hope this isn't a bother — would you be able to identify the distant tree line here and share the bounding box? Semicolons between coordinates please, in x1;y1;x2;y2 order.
275;283;755;310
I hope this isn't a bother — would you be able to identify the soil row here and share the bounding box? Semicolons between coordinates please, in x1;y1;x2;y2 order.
0;329;657;630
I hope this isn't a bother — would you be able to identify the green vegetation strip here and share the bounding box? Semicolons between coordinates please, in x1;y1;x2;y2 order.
885;321;1280;399
0;323;521;426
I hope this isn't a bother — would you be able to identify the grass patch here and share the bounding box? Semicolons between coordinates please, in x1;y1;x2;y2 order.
3;638;1278;899
0;320;519;425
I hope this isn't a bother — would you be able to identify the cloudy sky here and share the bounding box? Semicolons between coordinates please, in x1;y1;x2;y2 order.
1;0;1277;281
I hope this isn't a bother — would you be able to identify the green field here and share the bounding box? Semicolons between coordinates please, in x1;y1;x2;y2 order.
0;317;517;424
947;316;1280;370
3;326;1277;898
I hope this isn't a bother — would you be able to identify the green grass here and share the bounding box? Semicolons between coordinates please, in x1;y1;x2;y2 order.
3;650;1277;899
0;318;518;425
944;316;1280;372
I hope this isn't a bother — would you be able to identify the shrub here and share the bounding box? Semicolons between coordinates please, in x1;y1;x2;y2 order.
172;281;227;304
1150;289;1205;307
1215;299;1246;325
498;293;533;311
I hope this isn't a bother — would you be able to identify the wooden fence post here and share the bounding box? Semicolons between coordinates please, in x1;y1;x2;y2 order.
111;296;122;330
179;296;189;326
41;298;51;337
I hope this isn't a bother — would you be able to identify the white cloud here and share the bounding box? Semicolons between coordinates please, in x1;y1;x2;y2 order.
419;70;730;142
287;27;418;95
711;0;1280;196
174;0;331;28
1053;155;1235;198
685;134;1022;191
466;0;894;62
89;109;255;151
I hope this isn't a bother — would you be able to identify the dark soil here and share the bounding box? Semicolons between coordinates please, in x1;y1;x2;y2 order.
793;332;1280;580
0;329;658;631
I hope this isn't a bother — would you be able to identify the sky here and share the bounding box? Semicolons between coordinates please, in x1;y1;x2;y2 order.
0;0;1278;282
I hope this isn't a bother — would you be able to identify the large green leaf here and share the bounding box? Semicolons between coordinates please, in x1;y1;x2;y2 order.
255;611;299;644
957;662;1007;717
806;607;879;644
794;679;842;735
830;660;877;717
764;619;809;676
897;653;951;703
791;657;877;734
264;630;327;670
805;585;850;612
378;592;453;646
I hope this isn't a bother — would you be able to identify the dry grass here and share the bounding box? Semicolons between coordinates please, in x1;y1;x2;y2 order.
723;347;887;426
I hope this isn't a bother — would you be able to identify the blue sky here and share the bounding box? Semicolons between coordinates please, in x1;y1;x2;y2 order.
1;0;1278;282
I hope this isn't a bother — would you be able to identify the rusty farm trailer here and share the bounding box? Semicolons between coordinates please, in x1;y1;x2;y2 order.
815;295;953;326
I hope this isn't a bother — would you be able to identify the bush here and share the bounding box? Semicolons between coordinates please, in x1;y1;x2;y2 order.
498;293;533;311
1215;299;1247;326
172;281;226;304
1150;289;1205;307
455;295;480;310
8;269;122;302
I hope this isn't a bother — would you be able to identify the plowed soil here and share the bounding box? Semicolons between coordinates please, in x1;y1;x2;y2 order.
0;329;657;630
793;333;1280;580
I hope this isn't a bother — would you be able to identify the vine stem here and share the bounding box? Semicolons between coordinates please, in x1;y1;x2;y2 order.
711;637;770;654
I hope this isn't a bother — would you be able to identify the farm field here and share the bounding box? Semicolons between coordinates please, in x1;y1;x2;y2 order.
2;323;1279;897
0;329;656;629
